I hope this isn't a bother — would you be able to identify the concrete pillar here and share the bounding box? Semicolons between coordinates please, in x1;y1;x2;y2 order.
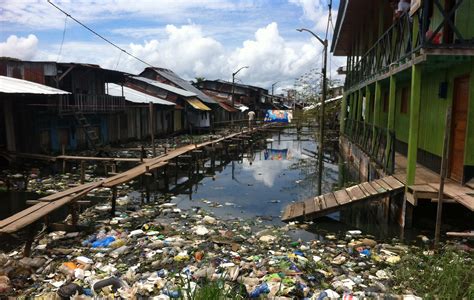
406;65;422;185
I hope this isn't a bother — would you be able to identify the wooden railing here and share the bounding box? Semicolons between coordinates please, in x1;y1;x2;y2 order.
344;119;395;174
346;0;473;89
58;94;126;113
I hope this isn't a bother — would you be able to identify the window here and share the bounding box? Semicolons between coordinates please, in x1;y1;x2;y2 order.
383;91;389;112
400;86;410;114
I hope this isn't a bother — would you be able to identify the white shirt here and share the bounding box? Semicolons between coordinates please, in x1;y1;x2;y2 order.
248;111;255;120
397;1;410;13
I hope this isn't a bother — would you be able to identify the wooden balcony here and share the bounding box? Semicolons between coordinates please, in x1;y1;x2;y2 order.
58;94;126;113
345;0;474;90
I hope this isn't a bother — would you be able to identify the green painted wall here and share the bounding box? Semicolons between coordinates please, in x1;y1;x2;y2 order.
418;63;472;157
465;62;474;165
394;82;411;143
456;0;474;39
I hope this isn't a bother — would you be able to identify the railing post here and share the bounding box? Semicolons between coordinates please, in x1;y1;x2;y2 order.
385;75;396;172
372;81;382;153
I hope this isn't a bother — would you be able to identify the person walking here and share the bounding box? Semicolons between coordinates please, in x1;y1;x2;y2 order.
248;110;256;129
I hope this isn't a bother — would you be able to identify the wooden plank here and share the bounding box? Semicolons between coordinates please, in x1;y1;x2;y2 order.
428;183;474;211
393;173;407;185
323;193;338;208
317;196;327;210
345;185;366;201
382;176;405;189
291;202;305;219
406;192;417;206
281;205;293;221
333;189;351;205
369;181;387;193
374;178;393;191
304;198;317;215
360;182;378;196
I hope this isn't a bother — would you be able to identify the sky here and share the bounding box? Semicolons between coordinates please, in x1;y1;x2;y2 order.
0;0;344;93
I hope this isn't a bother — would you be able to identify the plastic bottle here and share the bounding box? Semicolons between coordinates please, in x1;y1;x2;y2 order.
249;282;270;298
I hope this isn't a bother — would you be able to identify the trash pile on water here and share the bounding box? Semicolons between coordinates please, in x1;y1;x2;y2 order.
0;191;428;299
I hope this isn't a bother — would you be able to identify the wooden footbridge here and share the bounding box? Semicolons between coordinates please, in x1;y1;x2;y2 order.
0;127;265;238
282;175;406;222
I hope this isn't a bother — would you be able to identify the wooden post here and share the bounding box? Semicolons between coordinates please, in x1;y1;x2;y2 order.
406;65;422;186
3;101;16;152
111;187;117;217
62;144;66;174
70;203;79;226
23;225;35;257
434;105;452;248
145;166;151;202
372;81;382;149
140;145;144;162
149;102;156;157
80;160;85;184
365;85;371;123
385;75;397;168
340;93;348;134
357;89;363;121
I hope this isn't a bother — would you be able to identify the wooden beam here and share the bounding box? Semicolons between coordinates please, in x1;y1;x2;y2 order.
406;64;422;186
372;81;382;150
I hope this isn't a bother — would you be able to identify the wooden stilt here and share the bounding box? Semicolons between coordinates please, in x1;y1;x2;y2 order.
435;106;452;248
23;225;35;257
111;187;117;217
145;166;151;202
80;160;85;184
62;144;66;174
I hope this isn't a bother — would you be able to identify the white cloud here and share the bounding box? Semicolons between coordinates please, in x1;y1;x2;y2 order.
3;22;326;90
288;0;337;34
0;0;253;30
0;34;38;60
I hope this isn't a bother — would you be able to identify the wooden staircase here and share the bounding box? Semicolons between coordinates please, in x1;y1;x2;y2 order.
282;175;406;222
73;111;102;149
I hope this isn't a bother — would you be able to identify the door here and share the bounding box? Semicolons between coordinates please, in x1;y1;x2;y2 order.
449;75;469;182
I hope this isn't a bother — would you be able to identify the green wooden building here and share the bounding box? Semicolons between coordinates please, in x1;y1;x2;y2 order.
333;0;474;188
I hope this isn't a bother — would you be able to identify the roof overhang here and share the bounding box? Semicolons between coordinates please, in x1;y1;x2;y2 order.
107;83;175;106
331;0;391;56
186;98;211;111
0;76;70;95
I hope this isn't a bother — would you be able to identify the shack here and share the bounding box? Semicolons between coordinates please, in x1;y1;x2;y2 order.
0;59;127;152
138;68;216;130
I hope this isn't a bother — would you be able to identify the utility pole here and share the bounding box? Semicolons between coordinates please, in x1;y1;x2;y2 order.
297;29;328;196
231;66;249;125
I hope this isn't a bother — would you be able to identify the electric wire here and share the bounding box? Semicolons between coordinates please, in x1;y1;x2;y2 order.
56;14;68;61
47;0;154;68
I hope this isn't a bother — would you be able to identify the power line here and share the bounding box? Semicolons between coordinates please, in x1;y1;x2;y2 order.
56;14;68;61
47;0;155;68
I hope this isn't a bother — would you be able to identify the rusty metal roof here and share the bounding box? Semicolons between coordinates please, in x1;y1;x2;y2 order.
0;76;70;95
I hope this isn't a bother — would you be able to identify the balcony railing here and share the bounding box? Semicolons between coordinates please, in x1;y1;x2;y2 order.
346;0;473;89
58;94;126;113
344;119;395;174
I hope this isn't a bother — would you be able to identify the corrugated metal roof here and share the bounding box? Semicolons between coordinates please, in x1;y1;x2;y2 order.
186;98;211;111
218;100;239;112
148;68;216;104
132;76;196;98
0;76;70;95
107;83;175;106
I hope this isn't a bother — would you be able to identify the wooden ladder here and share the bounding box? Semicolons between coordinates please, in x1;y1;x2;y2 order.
73;111;102;149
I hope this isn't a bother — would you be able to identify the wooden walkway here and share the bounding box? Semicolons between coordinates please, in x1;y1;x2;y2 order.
281;175;405;222
0;128;261;234
394;153;474;211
